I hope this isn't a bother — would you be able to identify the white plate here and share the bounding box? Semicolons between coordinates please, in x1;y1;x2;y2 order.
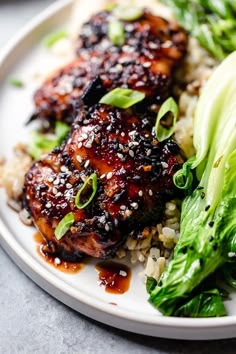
0;0;236;340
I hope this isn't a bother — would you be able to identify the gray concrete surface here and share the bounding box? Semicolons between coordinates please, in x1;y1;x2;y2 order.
1;1;236;353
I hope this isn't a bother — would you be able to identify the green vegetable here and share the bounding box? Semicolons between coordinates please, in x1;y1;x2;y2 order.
28;121;70;160
155;97;178;142
100;88;145;109
55;212;74;240
146;277;158;294
173;157;195;190
43;30;68;48
104;2;117;11
75;173;98;209
55;121;70;143
149;51;236;316
113;6;143;21
160;0;236;59
108;20;125;46
174;288;226;317
9;78;24;88
222;263;236;288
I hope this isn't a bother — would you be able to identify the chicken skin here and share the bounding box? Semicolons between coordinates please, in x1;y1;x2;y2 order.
24;97;184;261
33;9;187;123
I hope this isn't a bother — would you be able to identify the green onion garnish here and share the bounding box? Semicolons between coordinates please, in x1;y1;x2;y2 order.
55;121;70;144
173;157;195;190
155;97;178;142
9;78;24;88
75;173;98;209
108;20;125;46
55;212;74;240
100;88;145;109
28;121;70;160
113;6;143;21
104;2;117;11
43;30;68;48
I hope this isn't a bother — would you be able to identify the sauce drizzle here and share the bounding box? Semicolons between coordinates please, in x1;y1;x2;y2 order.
34;232;84;274
95;261;131;294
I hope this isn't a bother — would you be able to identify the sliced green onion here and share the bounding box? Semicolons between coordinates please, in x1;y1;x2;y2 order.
113;6;143;21
99;88;145;109
55;121;70;143
104;2;117;11
28;131;58;160
108;20;125;46
55;212;75;240
155;97;178;142
9;78;24;88
28;122;70;160
75;173;98;209
173;157;195;190
43;30;68;48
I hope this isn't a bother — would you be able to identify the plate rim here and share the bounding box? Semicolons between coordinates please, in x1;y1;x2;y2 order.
0;0;236;340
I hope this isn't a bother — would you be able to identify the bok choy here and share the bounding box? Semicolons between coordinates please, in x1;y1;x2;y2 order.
149;51;236;316
160;0;236;60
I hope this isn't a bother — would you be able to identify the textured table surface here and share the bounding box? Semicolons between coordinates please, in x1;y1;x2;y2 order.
0;1;236;353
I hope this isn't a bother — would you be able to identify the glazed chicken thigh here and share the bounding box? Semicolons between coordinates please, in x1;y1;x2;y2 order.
24;95;184;260
33;9;187;123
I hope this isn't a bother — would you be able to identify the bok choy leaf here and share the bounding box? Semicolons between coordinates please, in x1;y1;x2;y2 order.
149;51;236;316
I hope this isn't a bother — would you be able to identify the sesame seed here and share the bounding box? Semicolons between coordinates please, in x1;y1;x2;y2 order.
116;64;123;71
60;166;68;172
99;215;106;223
47;177;54;183
78;142;82;149
146;149;152;156
55;192;62;197
114;218;118;226
105;223;110;232
66;183;72;188
138;190;143;197
149;42;158;49
84;160;90;168
119;144;124;150
82;133;88;140
45;202;52;208
119;270;127;277
52;187;58;195
54;257;61;265
84;142;92;148
161;162;168;169
143;62;151;68
120;205;126;210
100;174;106;179
76;155;82;163
107;172;113;180
60;179;65;184
53;178;59;185
129;150;134;158
117;153;124;159
131;202;138;210
77;136;84;142
129;130;136;137
149;189;153;196
121;132;125;137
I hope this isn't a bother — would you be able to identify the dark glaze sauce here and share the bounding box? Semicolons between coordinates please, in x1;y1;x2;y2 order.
34;232;84;274
95;261;131;294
